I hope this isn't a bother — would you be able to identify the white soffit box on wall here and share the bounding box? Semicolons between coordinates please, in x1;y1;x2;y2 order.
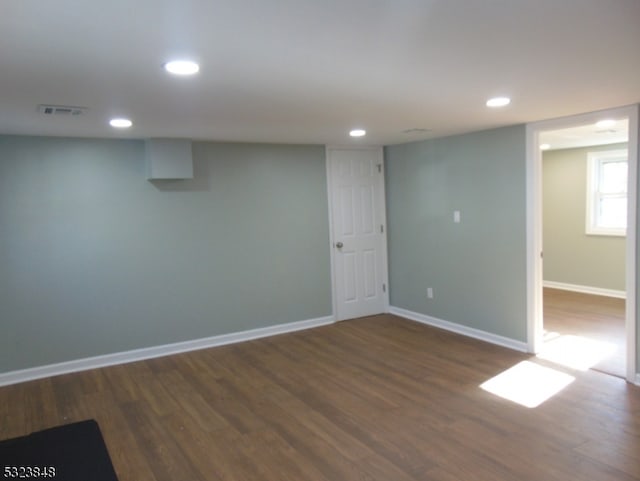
145;139;193;180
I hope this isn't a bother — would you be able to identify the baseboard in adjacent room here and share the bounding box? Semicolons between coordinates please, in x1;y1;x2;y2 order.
389;306;528;352
0;315;335;387
543;280;626;299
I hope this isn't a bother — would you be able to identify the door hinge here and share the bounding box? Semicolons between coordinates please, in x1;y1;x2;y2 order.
377;164;382;173
380;224;384;233
383;283;386;293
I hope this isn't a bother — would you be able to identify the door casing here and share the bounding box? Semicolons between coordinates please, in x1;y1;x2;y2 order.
525;104;639;383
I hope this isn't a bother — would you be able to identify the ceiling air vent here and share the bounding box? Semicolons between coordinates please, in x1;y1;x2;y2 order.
38;104;88;116
402;128;431;134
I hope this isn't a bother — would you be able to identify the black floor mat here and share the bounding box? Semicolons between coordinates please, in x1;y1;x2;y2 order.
0;420;118;481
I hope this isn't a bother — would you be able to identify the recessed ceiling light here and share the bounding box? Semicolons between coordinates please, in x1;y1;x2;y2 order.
164;60;200;76
109;118;132;128
350;129;366;137
540;143;551;150
486;97;511;108
595;119;616;129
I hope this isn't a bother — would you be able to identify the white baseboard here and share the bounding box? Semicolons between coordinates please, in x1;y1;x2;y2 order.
0;315;335;387
543;280;626;299
389;306;528;352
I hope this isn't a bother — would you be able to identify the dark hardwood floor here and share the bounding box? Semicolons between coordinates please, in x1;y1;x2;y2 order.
543;287;626;377
1;314;639;481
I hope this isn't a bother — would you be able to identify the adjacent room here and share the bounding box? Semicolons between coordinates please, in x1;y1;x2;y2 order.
1;2;639;481
540;121;629;378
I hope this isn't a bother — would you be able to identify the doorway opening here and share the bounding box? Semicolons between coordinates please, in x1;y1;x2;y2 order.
540;122;628;377
527;105;638;383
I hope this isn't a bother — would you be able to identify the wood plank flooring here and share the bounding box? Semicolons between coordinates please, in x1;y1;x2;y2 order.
1;314;639;481
543;287;626;377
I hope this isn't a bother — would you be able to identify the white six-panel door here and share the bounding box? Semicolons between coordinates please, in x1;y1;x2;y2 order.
327;147;388;321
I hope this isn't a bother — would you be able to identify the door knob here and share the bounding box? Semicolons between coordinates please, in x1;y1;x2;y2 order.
335;242;344;248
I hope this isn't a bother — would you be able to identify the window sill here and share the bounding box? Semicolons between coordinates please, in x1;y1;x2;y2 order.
586;229;626;237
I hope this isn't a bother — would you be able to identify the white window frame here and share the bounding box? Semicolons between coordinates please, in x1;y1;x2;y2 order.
586;149;628;237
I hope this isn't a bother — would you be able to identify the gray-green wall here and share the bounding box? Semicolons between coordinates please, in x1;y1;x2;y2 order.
385;125;527;342
543;143;627;291
0;136;332;373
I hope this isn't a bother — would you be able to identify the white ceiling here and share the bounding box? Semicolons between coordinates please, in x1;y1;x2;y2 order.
1;0;639;146
540;119;629;151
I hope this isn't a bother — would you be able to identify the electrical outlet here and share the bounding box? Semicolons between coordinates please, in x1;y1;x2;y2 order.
453;210;461;223
427;287;434;299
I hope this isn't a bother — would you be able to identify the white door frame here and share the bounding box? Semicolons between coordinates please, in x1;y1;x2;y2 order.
326;145;390;321
526;104;639;383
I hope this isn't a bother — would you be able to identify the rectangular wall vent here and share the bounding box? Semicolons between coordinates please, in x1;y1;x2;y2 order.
38;104;88;116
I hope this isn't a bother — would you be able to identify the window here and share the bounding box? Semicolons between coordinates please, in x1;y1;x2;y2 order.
586;149;628;236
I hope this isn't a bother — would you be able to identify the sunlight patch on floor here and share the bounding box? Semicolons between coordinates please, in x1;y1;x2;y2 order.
480;361;575;408
537;334;617;371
